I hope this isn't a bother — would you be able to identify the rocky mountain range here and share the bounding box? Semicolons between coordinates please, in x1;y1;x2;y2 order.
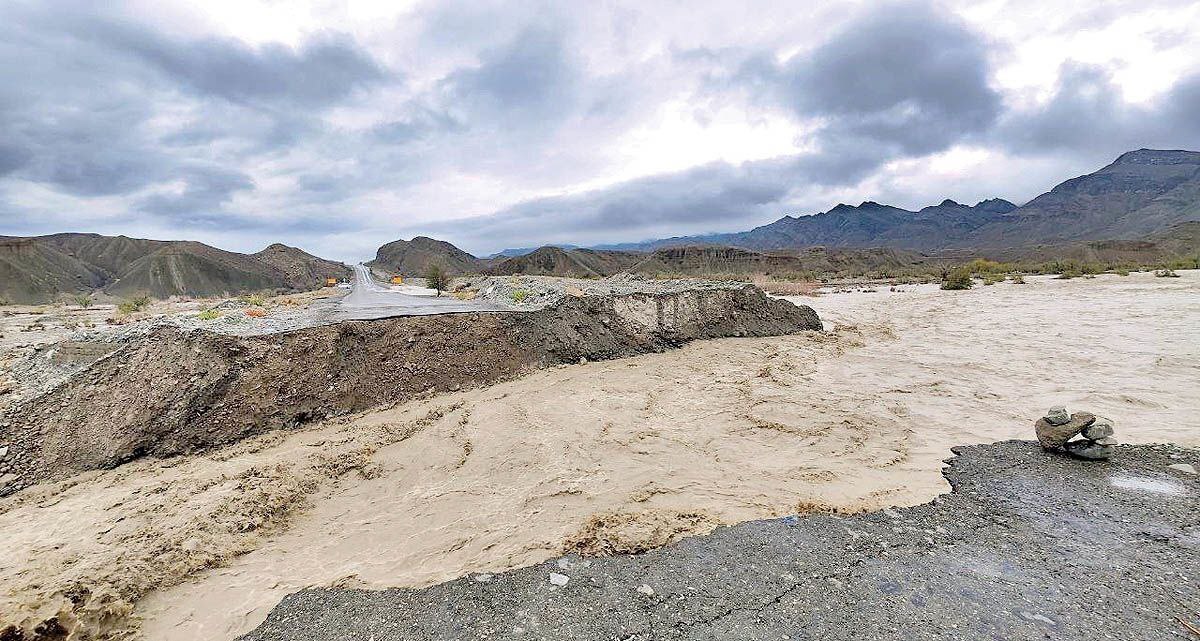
0;234;349;304
596;149;1200;252
4;149;1197;302
367;148;1199;278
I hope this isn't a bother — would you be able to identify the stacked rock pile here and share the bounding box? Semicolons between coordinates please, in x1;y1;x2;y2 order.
1034;405;1117;460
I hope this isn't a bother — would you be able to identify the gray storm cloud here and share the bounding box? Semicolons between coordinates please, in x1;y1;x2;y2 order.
0;0;1197;259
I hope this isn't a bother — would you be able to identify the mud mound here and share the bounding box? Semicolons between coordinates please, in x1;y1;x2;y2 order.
563;509;720;556
0;286;819;494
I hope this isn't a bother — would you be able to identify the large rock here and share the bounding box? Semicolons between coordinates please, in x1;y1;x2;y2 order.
1082;417;1114;440
1064;440;1114;460
1035;412;1096;450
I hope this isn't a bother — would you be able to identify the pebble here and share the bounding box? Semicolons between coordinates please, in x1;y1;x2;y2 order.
1044;406;1070;426
549;573;569;587
1167;463;1196;475
637;584;655;596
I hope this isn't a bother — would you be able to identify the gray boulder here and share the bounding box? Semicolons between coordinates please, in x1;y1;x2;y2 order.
1044;406;1070;426
1082;417;1114;440
1035;412;1096;450
1064;439;1114;460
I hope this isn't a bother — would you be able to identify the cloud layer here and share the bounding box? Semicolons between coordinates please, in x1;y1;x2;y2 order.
1;0;1198;258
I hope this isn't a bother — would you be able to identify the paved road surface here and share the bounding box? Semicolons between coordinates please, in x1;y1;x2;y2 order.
336;264;506;320
240;441;1199;641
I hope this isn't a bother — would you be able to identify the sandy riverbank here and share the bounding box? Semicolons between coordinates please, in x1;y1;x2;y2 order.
1;270;1196;640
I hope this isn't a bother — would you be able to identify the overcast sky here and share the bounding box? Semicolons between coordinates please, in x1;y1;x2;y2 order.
2;0;1198;260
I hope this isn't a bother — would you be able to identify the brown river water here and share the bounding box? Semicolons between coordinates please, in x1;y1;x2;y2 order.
2;270;1196;640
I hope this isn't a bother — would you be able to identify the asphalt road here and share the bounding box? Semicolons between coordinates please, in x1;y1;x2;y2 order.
240;441;1199;641
336;264;506;320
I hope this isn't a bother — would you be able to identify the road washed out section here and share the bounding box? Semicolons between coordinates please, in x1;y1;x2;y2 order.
0;285;817;496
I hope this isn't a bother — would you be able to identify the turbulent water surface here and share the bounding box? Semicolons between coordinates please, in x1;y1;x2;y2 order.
1;270;1196;641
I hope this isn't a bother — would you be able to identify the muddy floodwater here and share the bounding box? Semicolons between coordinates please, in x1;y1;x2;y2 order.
2;271;1197;640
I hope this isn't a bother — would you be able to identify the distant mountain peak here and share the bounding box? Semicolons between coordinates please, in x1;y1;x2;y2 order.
973;198;1018;213
826;201;891;214
1111;148;1200;166
939;199;961;207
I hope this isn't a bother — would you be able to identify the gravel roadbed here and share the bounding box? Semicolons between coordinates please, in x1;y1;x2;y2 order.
241;440;1200;641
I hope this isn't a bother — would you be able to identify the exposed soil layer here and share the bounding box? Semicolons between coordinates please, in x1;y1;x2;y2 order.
0;286;818;494
240;441;1200;641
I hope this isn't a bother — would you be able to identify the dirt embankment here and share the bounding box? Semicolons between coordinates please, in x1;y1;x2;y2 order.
0;286;819;495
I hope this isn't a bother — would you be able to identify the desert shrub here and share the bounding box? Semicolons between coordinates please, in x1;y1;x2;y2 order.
511;289;529;303
1166;256;1200;270
245;308;267;318
117;295;152;315
1008;273;1026;284
239;293;266;307
1055;260;1083;279
967;258;1006;275
940;267;973;290
73;294;94;309
197;309;222;321
981;273;1004;286
1154;268;1180;278
424;264;450;295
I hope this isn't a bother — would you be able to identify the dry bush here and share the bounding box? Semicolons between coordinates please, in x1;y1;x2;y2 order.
751;275;821;296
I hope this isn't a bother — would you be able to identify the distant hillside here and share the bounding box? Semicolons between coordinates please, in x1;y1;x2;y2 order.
631;245;932;277
959;221;1200;266
604;149;1200;252
598;199;1017;253
487;246;643;277
966;149;1200;246
489;244;579;258
480;243;932;279
253;243;352;289
0;233;347;304
367;236;481;275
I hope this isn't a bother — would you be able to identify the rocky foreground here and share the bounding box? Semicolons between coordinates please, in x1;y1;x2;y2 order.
242;441;1199;641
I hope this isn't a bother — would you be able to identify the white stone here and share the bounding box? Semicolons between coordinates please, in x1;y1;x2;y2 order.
637;584;655;596
549;572;569;586
1167;463;1196;475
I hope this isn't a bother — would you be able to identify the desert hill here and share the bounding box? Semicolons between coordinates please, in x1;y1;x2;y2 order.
253;243;352;289
366;236;481;275
0;233;347;304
